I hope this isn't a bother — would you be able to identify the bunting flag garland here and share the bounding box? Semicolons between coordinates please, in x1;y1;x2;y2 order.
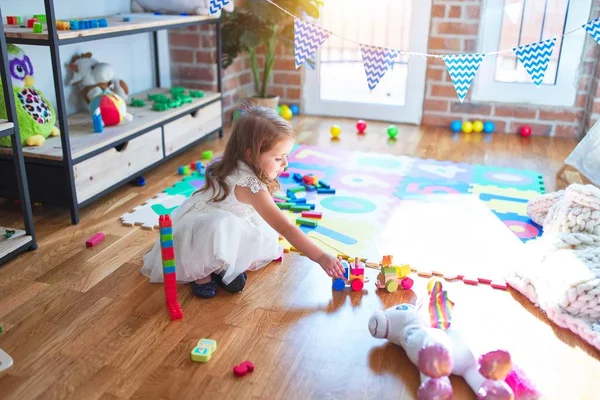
513;38;557;86
294;19;332;69
442;53;485;103
209;0;232;14
360;45;401;91
583;17;600;45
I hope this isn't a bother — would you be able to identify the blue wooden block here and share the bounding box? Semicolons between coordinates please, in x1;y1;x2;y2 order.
90;19;99;28
318;180;330;189
290;198;306;204
99;18;108;27
70;20;79;30
293;173;303;182
123;16;131;22
317;188;336;194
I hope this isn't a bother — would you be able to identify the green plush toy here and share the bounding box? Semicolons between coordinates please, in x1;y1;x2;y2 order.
0;44;60;147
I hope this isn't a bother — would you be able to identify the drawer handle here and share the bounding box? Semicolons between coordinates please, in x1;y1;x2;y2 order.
190;109;201;118
114;142;129;152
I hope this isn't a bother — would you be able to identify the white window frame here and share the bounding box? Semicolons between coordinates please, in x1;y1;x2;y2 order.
472;0;592;107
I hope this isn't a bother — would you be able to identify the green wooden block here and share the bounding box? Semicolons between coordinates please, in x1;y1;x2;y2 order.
161;233;173;241
276;202;294;209
163;259;175;267
273;193;289;201
290;205;311;212
296;217;317;227
288;186;306;193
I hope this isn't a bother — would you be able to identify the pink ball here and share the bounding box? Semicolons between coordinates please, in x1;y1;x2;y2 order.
418;378;453;400
519;125;532;137
356;119;367;134
418;343;453;378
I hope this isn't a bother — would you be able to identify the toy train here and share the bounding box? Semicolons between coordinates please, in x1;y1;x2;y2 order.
332;257;365;291
375;255;414;292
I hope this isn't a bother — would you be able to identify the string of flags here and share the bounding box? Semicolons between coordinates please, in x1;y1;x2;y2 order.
209;0;600;102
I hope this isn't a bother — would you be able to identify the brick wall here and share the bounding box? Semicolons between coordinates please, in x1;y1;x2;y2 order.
423;0;600;138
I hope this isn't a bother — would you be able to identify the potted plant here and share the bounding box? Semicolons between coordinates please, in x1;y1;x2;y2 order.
220;0;323;109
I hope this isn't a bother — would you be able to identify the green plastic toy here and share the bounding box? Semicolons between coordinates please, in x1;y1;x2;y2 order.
130;98;146;107
190;90;205;98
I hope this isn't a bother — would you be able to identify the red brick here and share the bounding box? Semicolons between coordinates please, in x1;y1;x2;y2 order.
423;99;449;112
431;4;446;18
201;34;216;48
576;94;588;108
269;85;286;98
170;49;194;63
169;33;200;48
430;84;457;98
464;39;477;52
239;71;253;86
450;102;492;115
555;124;579;138
275;57;296;70
274;72;301;85
465;5;481;19
223;75;240;92
429;36;461;51
196;50;216;63
426;67;445;81
173;65;215;81
437;22;478;35
539;109;578;122
422;113;456;127
286;87;301;101
493;106;537;119
579;77;591;91
508;122;553;136
448;5;461;18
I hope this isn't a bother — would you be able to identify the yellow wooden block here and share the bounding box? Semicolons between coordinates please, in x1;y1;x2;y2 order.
396;264;411;278
349;274;364;281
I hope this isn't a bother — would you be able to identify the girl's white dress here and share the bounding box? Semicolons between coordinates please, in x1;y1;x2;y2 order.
141;161;283;285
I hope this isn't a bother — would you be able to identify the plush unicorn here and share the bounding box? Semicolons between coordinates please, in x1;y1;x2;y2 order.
368;281;540;399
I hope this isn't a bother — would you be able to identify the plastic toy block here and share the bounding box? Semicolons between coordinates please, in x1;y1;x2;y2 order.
318;180;330;189
85;233;105;248
303;184;317;191
381;255;393;266
195;161;203;171
190;90;205;98
32;14;46;23
161;247;174;260
273;193;288;201
317;188;336;194
276;202;294;209
290;205;311;212
162;259;175;267
32;22;42;33
6;16;18;24
57;21;71;30
122;16;131;22
130;98;146;107
191;338;217;362
296;217;318;227
161;233;173;241
292;173;303;182
132;176;145;186
92;108;103;132
160;226;173;234
163;266;176;274
288;198;305;204
279;171;290;178
202;150;213;159
233;361;254;377
99;18;108;27
161;239;174;248
70;20;79;30
152;102;169;111
178;165;191;176
167;301;182;320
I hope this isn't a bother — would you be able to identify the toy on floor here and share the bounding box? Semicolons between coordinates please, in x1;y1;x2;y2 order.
68;52;129;105
387;125;398;139
233;360;254;377
332;257;365;291
158;215;183;320
0;324;13;373
451;120;495;134
368;280;540;399
85;232;105;247
330;125;341;138
191;338;217;362
519;125;532;137
280;105;293;120
356;119;367;134
0;44;60;147
289;104;299;115
375;255;414;292
131;0;235;16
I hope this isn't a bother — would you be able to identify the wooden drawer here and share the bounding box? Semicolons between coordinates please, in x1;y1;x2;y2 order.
163;101;222;156
74;128;163;204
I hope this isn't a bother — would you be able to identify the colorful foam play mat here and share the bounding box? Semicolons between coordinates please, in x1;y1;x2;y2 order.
121;144;545;287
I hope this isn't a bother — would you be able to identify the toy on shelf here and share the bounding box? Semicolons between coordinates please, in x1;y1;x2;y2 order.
131;0;235;16
233;360;254;377
32;22;43;33
68;52;129;104
387;125;398;139
190;338;217;362
368;280;540;399
356;119;367;134
6;16;23;25
88;88;132;128
332;257;365;291
375;255;414;292
0;44;60;147
158;215;183;320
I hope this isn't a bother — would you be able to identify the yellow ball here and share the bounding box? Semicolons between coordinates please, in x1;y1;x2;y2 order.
330;125;341;138
462;121;473;134
472;120;484;133
281;107;293;120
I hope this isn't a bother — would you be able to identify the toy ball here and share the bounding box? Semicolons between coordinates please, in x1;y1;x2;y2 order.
277;105;282;115
88;90;128;127
519;125;532;137
387;125;399;138
290;104;299;115
450;120;462;133
472;120;484;133
330;125;341;138
483;121;495;134
356;119;367;134
281;107;293;120
462;121;473;134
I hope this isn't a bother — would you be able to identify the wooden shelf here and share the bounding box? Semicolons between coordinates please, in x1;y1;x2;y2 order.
0;88;221;162
4;13;218;44
0;227;31;260
0;120;14;139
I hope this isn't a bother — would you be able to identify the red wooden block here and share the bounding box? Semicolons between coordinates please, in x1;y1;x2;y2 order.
233;360;254;377
85;232;105;247
301;211;322;219
27;18;38;28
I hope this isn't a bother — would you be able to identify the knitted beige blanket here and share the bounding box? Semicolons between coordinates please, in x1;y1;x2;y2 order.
505;184;600;350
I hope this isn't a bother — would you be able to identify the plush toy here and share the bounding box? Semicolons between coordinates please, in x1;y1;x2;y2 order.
0;44;60;147
68;53;129;106
130;0;234;16
368;280;540;399
88;88;133;128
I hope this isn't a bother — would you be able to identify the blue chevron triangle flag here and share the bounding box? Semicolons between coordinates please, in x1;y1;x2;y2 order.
209;0;232;14
583;17;600;46
513;38;556;86
294;20;332;69
359;45;400;91
442;53;485;102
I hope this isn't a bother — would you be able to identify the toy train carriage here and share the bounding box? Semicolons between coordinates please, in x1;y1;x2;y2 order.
332;258;365;291
376;264;414;292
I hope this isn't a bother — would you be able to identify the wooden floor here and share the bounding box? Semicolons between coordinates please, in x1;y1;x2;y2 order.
0;115;598;400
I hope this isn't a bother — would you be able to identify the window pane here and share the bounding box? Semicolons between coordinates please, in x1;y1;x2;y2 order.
494;0;569;85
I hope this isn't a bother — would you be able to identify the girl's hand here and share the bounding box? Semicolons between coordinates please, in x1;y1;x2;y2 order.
317;253;345;278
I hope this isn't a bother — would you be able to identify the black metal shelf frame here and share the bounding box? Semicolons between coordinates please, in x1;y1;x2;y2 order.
1;0;223;224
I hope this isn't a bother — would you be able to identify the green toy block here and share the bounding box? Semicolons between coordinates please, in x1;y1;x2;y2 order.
130;98;146;107
170;86;185;96
273;193;289;201
161;233;173;241
288;186;306;193
152;102;169;111
190;90;205;98
202;150;213;159
33;14;47;23
276;202;294;209
162;259;175;268
290;205;311;212
296;217;318;227
33;22;43;33
148;93;168;103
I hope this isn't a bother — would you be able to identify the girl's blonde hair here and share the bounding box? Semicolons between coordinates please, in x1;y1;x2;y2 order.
199;104;295;202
